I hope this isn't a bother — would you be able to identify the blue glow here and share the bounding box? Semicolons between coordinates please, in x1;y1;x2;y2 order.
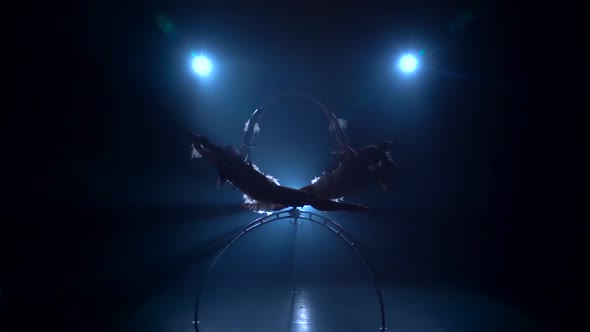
192;55;212;76
399;54;418;73
300;206;313;212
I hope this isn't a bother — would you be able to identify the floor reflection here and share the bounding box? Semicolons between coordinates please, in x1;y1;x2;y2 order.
292;290;311;331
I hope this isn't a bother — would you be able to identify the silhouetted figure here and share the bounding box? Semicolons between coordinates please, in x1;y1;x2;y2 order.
189;132;368;213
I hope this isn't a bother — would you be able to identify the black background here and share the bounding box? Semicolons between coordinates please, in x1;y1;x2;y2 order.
4;1;588;331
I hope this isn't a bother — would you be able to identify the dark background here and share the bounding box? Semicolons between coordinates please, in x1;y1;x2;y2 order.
4;1;587;331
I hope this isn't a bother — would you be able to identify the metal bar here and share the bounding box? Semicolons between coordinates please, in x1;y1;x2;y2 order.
193;210;387;331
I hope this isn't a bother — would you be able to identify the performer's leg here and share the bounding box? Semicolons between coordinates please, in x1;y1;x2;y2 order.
271;186;368;212
270;186;314;207
311;200;368;212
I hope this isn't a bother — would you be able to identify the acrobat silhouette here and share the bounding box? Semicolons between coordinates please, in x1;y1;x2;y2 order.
189;132;368;213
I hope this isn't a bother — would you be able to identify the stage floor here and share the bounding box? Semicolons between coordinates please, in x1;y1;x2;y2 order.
123;277;541;332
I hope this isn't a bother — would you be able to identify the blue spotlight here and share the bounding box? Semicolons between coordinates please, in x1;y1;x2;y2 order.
192;55;212;76
398;54;418;73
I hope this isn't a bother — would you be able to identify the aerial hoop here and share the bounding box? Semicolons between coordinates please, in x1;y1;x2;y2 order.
193;208;388;331
239;90;357;164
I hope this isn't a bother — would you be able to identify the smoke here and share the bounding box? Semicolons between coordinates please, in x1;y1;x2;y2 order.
244;119;261;133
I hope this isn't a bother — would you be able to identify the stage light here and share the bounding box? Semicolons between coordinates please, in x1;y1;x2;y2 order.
192;55;212;76
398;54;418;73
